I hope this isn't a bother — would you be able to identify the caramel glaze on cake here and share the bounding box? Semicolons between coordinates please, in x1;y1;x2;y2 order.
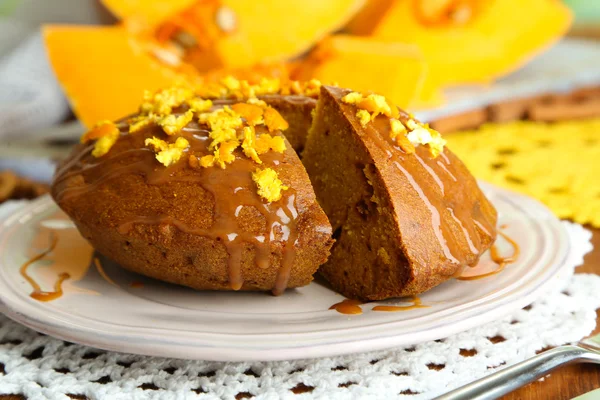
52;99;333;294
302;86;497;301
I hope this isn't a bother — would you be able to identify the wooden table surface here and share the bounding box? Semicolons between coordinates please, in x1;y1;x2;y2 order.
1;230;599;400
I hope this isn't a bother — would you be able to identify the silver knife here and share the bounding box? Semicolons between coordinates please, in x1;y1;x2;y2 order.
435;334;600;400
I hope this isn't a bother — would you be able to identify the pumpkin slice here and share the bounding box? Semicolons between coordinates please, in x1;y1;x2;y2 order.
151;0;366;71
372;0;572;85
44;25;186;127
295;35;437;108
101;0;195;26
411;75;444;109
345;0;395;35
201;62;292;84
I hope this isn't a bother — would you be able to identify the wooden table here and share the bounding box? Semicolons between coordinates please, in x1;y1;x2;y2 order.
1;230;599;400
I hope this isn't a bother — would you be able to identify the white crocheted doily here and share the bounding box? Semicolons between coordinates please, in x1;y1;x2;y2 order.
0;205;595;400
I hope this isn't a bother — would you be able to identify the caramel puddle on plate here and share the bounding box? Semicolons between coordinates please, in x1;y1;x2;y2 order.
329;299;363;315
20;212;96;301
330;296;427;315
457;227;520;281
372;296;428;312
130;281;144;288
20;232;67;301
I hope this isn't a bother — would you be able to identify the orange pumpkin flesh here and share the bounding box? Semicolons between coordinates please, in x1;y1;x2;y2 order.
201;62;292;84
101;0;195;26
345;0;395;35
373;0;573;85
45;0;572;127
47;0;367;127
43;25;186;127
295;35;438;109
152;0;367;71
43;23;294;127
104;0;366;71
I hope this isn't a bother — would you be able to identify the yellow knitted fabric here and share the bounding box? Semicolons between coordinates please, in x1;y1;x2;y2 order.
448;119;600;227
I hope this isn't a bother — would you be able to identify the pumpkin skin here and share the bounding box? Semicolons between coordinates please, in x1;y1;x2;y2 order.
371;0;573;85
295;35;441;108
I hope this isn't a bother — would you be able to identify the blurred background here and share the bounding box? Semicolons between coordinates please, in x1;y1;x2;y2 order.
0;0;599;228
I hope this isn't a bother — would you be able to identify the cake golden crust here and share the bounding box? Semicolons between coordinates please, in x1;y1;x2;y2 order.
302;86;497;300
52;96;333;294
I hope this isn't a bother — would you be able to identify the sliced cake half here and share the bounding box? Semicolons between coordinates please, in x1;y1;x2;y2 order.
302;85;497;300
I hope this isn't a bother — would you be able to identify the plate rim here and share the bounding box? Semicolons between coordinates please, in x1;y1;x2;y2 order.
0;184;572;361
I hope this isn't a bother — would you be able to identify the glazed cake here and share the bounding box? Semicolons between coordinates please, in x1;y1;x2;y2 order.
302;86;497;300
52;78;497;300
52;85;333;294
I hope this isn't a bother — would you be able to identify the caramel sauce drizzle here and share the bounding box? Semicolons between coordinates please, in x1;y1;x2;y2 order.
394;160;460;264
448;208;478;255
331;231;518;315
93;257;117;286
436;159;457;182
20;233;71;302
330;296;427;315
361;108;494;268
372;296;428;312
53;107;305;295
415;152;445;195
329;299;363;315
473;220;492;237
457;230;520;281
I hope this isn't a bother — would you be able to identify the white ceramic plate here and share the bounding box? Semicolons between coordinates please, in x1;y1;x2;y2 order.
0;183;570;361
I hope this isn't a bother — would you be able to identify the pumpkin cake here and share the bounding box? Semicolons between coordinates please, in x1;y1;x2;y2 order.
302;85;497;300
193;77;322;153
52;86;333;294
260;94;316;153
52;78;497;300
